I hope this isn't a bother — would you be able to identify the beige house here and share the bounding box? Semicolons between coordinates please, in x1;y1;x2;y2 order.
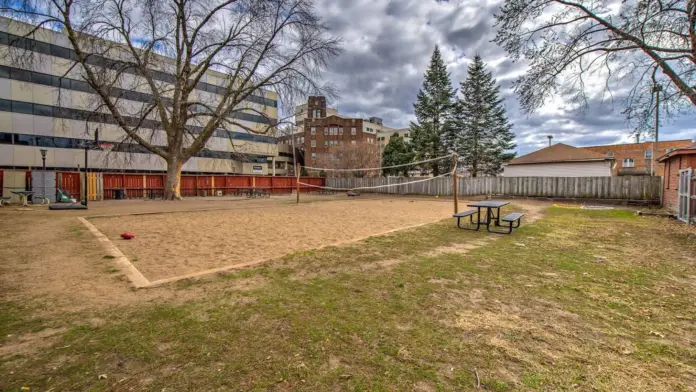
377;128;411;148
503;143;614;177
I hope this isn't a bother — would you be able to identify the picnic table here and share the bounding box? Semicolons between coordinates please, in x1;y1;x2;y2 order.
453;200;525;234
469;200;508;227
233;188;270;198
11;191;34;207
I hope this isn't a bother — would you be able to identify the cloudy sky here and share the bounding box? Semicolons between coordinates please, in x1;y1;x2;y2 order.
307;0;696;155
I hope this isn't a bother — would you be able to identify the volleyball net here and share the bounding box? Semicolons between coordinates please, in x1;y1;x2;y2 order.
297;154;457;193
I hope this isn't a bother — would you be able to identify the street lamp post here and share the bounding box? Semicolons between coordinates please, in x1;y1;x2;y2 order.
82;128;99;206
39;148;47;170
651;84;662;176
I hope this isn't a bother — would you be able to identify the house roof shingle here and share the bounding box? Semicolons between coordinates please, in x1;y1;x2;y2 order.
506;143;613;166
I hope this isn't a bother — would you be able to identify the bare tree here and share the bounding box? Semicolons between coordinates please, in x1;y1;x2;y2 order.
314;143;380;178
494;0;696;134
1;0;341;199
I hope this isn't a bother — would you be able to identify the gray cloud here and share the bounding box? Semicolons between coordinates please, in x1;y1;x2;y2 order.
310;0;696;155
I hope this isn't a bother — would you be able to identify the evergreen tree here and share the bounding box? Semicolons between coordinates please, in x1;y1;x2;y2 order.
410;45;456;175
453;55;516;177
381;134;415;177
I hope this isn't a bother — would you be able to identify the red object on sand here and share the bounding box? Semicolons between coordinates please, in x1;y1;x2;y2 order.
121;232;135;240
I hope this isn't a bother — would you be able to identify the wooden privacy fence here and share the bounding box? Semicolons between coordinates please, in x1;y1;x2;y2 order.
100;174;325;199
326;176;663;202
10;170;325;201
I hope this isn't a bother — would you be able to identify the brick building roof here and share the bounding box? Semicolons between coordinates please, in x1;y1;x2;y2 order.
657;141;696;162
506;143;613;166
584;139;692;150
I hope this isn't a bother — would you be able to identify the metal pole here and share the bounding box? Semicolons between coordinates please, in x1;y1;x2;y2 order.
452;153;458;214
291;126;297;174
296;163;300;204
83;143;88;206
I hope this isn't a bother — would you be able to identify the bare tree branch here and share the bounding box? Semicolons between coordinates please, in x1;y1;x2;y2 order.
1;0;341;199
495;0;696;135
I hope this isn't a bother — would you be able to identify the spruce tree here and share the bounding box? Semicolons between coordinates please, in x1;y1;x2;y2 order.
410;45;456;175
453;55;516;177
381;134;415;177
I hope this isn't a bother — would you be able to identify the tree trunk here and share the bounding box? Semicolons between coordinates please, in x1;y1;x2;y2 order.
163;157;184;200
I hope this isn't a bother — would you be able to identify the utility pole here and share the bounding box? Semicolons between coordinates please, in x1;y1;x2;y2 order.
651;84;662;176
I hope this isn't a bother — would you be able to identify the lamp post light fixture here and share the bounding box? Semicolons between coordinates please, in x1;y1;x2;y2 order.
39;148;47;170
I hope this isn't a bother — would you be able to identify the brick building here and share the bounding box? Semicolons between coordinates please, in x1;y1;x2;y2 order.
284;96;380;162
293;99;338;130
584;140;693;176
657;142;696;217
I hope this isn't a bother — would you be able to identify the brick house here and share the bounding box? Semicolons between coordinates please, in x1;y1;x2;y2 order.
584;140;693;176
657;142;696;215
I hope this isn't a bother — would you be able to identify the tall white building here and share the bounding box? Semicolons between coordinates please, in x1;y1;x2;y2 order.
0;16;290;185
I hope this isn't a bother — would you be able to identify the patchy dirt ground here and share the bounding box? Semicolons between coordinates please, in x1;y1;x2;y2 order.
2;198;696;391
0;195;459;310
0;194;320;312
0;195;549;312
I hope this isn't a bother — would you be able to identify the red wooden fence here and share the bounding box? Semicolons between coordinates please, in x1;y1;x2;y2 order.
7;169;326;200
60;172;81;199
101;174;325;199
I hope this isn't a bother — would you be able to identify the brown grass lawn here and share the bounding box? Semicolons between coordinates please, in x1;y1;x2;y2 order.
1;203;695;391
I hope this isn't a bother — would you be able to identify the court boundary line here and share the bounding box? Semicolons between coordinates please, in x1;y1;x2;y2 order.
78;217;151;288
79;214;447;289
